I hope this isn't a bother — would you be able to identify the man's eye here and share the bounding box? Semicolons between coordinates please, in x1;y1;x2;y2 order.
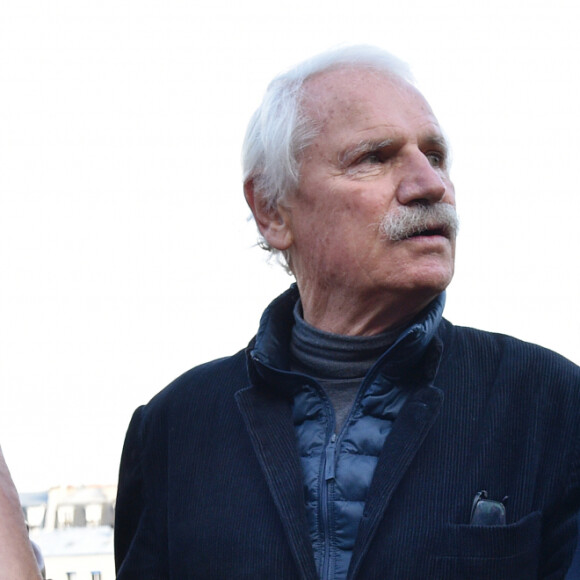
360;151;384;164
426;152;445;167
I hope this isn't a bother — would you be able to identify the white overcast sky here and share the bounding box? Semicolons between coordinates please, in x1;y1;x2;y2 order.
1;0;579;492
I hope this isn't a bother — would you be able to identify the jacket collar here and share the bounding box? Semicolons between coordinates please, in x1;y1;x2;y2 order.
247;285;445;396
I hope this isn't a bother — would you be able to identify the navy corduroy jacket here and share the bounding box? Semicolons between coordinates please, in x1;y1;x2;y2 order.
115;290;580;579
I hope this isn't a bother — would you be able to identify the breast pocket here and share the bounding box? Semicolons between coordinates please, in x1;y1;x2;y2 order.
432;511;541;579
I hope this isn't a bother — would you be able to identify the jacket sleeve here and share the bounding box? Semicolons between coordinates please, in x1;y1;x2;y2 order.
541;464;580;577
115;405;169;579
541;368;580;578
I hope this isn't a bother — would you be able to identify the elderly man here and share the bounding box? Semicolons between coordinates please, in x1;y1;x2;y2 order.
115;46;580;579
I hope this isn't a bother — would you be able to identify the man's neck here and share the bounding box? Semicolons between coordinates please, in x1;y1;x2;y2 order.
297;282;439;336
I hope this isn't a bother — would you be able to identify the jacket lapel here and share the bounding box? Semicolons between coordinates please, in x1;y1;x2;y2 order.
236;386;319;580
349;385;444;578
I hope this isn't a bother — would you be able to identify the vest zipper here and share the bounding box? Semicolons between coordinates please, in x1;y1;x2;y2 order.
320;432;337;579
325;433;337;481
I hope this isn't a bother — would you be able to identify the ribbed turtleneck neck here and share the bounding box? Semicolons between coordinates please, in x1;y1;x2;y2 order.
289;300;403;380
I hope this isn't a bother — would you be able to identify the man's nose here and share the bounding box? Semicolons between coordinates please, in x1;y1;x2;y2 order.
395;150;447;206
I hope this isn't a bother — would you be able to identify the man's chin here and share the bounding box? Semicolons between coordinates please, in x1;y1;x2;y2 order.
399;268;454;302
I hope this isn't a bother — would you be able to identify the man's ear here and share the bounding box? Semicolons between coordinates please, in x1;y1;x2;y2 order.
244;179;293;251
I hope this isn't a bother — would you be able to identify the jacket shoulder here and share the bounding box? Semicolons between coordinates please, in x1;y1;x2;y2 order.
140;348;250;420
439;318;580;388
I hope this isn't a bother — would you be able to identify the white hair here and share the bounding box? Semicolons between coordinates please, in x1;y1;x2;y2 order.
242;44;414;269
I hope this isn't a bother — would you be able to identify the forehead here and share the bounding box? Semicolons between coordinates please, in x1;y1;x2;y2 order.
301;67;441;145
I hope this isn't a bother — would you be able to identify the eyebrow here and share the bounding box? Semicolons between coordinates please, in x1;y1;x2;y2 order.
338;133;450;168
423;134;449;154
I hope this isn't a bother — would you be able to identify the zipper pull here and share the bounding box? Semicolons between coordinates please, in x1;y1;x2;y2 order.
325;433;337;481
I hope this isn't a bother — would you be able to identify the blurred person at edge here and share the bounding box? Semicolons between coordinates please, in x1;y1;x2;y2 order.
0;446;43;579
114;45;580;579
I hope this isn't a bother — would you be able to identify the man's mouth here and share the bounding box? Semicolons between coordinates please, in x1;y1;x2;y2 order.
406;225;449;239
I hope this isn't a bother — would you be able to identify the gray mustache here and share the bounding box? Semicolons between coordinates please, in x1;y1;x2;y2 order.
380;203;459;242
